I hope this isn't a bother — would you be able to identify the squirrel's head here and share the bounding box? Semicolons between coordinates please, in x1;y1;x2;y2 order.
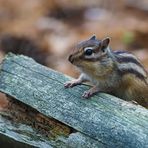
68;35;111;68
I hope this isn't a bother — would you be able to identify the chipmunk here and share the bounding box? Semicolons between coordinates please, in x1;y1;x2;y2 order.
64;35;148;108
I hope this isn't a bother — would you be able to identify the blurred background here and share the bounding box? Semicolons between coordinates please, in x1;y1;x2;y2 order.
0;0;148;107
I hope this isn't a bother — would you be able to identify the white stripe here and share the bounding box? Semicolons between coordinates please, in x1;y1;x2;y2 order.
84;47;110;60
118;62;146;77
84;47;94;52
117;52;139;61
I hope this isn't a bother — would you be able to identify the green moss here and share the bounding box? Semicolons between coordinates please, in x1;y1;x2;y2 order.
122;32;135;45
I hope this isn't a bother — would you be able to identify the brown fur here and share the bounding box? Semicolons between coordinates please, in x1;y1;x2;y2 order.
68;36;148;108
115;74;148;108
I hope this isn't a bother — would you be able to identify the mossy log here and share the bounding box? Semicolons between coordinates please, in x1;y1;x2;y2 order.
0;53;148;148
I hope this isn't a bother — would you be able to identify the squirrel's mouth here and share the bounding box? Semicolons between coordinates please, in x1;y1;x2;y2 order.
68;54;74;64
68;54;81;67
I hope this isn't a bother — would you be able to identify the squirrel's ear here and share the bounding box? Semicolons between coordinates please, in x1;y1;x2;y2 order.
89;35;96;40
101;37;110;52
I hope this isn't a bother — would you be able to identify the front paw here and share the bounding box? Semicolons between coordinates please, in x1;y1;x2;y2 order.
64;81;78;88
82;90;94;98
82;87;100;98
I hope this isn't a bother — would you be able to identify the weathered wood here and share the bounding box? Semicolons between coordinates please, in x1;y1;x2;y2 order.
0;96;102;148
0;53;148;148
0;99;102;148
0;114;52;148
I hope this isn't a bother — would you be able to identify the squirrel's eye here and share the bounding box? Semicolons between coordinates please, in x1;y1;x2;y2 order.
85;49;93;56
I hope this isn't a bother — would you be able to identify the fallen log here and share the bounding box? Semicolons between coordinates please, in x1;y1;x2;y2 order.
0;53;148;148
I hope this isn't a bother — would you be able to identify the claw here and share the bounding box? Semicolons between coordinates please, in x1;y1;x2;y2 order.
64;80;79;88
64;77;84;88
82;91;92;98
82;86;100;99
64;82;74;88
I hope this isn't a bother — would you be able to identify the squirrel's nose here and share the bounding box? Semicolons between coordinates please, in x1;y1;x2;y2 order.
68;54;74;63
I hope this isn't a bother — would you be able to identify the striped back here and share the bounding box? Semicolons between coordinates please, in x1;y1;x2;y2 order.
113;50;147;81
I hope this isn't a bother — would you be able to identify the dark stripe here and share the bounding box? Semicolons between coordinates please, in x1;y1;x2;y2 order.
79;57;99;62
113;51;148;75
115;55;144;68
79;55;105;62
113;50;128;54
76;40;100;49
117;68;146;80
